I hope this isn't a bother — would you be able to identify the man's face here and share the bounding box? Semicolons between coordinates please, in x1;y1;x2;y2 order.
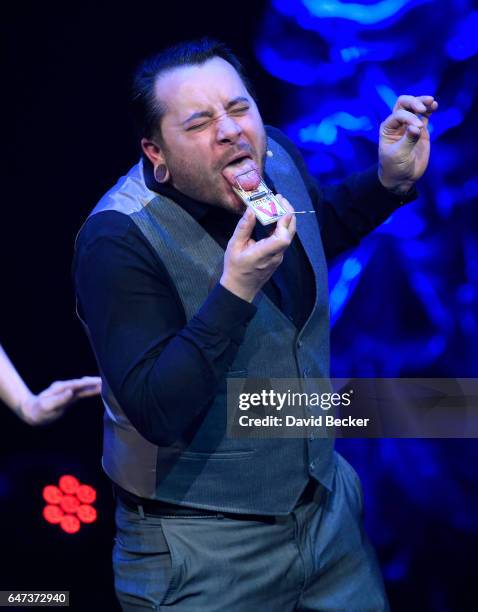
154;57;267;214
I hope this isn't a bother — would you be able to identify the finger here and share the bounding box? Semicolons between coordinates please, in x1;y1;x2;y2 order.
271;215;297;248
276;194;294;213
382;108;424;133
42;378;97;398
413;95;438;114
416;98;438;127
393;95;436;115
272;219;295;247
252;229;291;260
39;388;74;412
403;124;422;145
42;380;74;396
75;383;102;398
259;217;295;257
230;207;256;245
415;96;438;113
394;95;427;114
60;377;99;387
270;253;284;267
287;205;296;236
78;376;102;384
393;95;438;128
270;202;296;244
66;377;102;392
275;194;296;230
276;212;296;242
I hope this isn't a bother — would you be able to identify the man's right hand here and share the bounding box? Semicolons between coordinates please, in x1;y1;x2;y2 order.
220;195;296;303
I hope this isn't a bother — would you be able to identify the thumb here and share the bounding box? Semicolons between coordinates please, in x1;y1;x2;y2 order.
402;124;421;148
231;207;256;244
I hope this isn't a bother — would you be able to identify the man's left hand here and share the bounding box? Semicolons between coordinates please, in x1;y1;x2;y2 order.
378;95;438;195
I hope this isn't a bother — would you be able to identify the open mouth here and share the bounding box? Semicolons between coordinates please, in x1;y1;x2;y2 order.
222;156;260;191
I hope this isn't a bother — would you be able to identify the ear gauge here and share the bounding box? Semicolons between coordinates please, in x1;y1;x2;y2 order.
154;164;169;183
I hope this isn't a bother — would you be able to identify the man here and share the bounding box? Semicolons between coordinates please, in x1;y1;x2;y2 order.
74;38;437;611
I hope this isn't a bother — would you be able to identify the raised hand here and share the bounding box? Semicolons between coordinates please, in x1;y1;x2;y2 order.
378;95;438;194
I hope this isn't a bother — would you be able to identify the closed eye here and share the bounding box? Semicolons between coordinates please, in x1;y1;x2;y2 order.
186;121;211;131
229;105;249;115
185;106;250;132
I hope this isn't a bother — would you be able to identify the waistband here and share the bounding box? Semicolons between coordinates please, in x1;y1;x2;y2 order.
114;479;322;522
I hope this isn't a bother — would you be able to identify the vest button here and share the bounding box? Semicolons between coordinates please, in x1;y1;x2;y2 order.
303;367;310;378
309;461;316;471
309;434;315;441
297;340;303;349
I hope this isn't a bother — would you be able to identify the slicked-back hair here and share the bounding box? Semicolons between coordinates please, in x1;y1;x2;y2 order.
131;37;255;140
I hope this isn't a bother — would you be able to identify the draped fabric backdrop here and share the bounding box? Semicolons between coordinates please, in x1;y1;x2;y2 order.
255;2;478;610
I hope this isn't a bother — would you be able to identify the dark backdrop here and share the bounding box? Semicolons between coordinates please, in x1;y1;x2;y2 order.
2;1;477;611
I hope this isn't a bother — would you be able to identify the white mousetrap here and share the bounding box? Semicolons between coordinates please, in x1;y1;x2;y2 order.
232;169;288;226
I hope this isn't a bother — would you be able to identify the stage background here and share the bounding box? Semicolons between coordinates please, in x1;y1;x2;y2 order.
2;1;477;610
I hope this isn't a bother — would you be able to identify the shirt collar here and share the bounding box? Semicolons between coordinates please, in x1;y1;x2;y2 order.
143;154;210;221
142;154;275;222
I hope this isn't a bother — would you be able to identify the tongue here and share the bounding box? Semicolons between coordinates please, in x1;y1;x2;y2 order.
222;158;261;191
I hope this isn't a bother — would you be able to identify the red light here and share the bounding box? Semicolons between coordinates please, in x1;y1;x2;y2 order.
60;514;81;534
43;505;64;524
59;475;80;495
42;476;97;534
77;505;97;524
76;484;96;504
60;495;80;514
42;485;63;505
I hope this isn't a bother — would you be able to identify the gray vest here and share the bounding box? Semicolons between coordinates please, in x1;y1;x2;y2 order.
85;136;336;515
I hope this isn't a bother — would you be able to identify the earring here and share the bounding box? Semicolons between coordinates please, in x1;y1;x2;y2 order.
266;150;273;158
154;164;168;183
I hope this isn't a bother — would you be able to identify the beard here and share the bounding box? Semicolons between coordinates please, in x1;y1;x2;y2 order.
163;135;267;214
170;163;244;213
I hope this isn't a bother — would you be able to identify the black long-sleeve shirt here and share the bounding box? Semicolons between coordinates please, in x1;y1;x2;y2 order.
73;126;416;447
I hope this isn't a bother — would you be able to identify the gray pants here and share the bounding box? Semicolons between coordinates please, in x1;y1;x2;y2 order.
113;454;389;611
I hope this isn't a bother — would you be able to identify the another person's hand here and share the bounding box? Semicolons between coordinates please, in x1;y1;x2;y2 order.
378;94;438;195
20;376;102;425
220;195;296;302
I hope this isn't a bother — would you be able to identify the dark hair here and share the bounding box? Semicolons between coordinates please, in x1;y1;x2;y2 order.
131;37;255;140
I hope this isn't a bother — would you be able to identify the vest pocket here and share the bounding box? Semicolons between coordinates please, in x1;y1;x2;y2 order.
179;368;255;458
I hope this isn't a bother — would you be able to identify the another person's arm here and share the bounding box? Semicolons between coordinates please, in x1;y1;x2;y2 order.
0;344;101;425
